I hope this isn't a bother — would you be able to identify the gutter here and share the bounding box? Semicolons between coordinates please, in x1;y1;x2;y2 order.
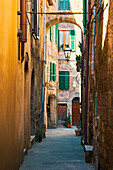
41;0;46;129
91;1;96;79
84;0;91;145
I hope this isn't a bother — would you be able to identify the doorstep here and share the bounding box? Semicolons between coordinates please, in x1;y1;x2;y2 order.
84;145;93;163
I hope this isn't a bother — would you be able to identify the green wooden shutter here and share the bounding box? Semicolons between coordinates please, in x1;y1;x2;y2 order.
59;0;64;10
55;24;59;51
83;0;87;33
50;62;53;81
70;30;75;50
53;64;56;81
65;0;70;10
59;0;70;10
55;24;58;44
65;71;69;89
59;71;65;89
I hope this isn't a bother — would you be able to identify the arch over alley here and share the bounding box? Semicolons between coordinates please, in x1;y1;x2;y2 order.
46;14;83;34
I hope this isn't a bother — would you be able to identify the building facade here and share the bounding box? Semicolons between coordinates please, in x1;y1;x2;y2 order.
82;0;113;169
0;0;31;169
57;0;83;126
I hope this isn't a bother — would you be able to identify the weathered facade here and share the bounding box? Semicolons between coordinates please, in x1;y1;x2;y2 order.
44;0;83;127
82;0;113;169
56;0;83;126
30;0;45;139
0;0;31;169
44;24;58;129
44;0;58;129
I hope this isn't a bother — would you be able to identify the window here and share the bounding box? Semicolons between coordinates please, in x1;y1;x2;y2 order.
59;71;70;89
59;30;75;51
59;30;70;50
59;0;70;10
50;62;56;81
32;0;40;37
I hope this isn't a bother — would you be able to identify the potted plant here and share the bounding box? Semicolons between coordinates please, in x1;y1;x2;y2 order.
67;113;71;128
75;126;81;136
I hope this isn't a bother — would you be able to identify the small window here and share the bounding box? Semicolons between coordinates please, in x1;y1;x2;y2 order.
59;30;75;51
59;30;70;50
50;62;56;81
32;0;40;37
59;0;70;10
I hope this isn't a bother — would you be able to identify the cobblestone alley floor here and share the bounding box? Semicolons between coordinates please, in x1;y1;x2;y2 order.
20;128;94;170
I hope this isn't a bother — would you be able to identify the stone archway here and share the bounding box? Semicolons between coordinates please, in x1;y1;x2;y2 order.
47;94;57;129
46;14;83;34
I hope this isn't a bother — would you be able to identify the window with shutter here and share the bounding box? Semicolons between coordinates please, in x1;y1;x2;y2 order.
50;62;53;81
59;71;70;89
70;30;75;51
50;26;53;41
59;0;70;10
53;63;56;81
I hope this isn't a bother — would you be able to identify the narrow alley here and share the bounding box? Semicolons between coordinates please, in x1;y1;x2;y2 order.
1;0;113;169
20;128;94;170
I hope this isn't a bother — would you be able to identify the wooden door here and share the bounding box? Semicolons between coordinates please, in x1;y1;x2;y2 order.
72;99;80;126
58;104;67;124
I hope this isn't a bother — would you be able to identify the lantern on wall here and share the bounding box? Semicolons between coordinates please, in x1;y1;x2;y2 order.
64;45;72;61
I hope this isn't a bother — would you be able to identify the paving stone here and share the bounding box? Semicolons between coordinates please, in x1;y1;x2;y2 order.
20;128;94;170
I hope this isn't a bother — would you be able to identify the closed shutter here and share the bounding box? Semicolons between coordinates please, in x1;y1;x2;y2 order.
53;63;56;81
59;71;69;89
50;62;53;81
59;0;64;10
65;0;70;10
59;71;65;89
65;71;69;89
70;30;75;50
59;0;70;10
55;24;58;44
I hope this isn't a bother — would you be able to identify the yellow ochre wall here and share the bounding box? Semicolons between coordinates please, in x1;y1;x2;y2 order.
0;0;31;169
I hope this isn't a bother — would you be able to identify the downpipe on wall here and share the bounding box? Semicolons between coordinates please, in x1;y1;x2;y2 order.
91;2;96;79
84;0;91;145
20;0;27;63
95;1;101;168
41;0;46;129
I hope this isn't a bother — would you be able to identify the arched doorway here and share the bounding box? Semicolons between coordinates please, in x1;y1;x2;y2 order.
47;95;57;129
72;97;80;126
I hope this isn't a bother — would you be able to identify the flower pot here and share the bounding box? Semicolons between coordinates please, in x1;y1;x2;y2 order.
67;124;71;128
75;130;81;136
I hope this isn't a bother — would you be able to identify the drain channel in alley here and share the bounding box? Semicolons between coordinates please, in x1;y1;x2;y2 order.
20;128;94;170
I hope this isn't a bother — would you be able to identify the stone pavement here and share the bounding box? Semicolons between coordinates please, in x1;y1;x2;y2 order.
20;128;94;170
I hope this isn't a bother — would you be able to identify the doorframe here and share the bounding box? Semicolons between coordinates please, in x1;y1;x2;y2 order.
67;92;80;124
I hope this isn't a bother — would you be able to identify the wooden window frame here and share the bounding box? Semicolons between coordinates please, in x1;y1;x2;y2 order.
59;30;70;51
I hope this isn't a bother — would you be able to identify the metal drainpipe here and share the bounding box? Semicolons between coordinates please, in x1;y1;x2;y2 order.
91;1;96;79
56;44;58;127
96;0;101;120
41;0;46;129
20;0;27;63
81;29;84;141
84;0;90;145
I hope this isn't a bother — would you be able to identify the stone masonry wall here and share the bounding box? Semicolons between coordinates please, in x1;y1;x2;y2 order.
83;1;113;169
